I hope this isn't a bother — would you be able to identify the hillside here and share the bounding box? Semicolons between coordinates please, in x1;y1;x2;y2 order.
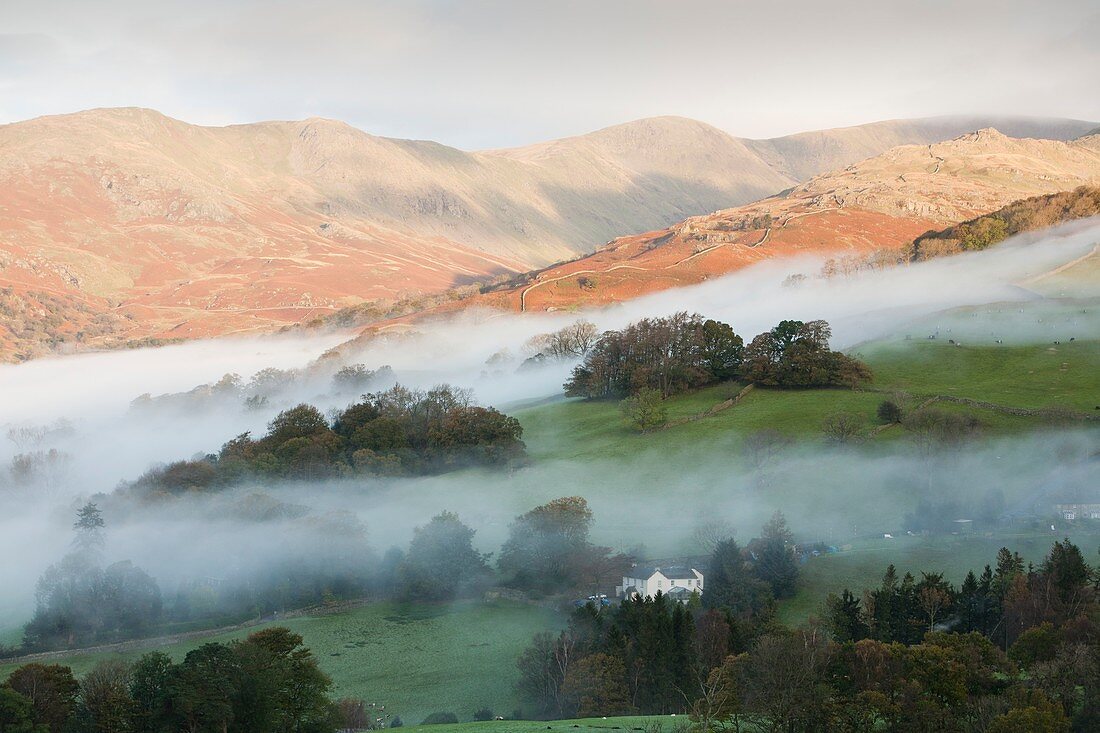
909;185;1100;260
744;114;1098;180
1;109;1095;360
461;130;1100;313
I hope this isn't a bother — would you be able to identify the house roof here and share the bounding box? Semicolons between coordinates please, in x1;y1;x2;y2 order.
629;565;700;581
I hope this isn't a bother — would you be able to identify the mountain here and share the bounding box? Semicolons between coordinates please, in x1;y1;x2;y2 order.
744;115;1098;181
458;130;1100;314
1;108;1096;360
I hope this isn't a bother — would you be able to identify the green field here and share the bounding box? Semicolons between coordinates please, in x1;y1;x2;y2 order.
399;716;688;733
1;601;562;725
511;335;1100;628
519;338;1100;464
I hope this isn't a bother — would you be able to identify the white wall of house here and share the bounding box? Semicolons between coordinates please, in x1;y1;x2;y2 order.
622;568;704;600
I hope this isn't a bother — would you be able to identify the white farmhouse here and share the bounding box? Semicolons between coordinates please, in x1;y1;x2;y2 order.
619;565;704;603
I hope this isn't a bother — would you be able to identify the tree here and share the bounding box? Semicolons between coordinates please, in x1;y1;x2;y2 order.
264;405;330;445
702;539;773;619
399;511;490;601
987;688;1071;733
877;400;903;424
420;712;458;725
3;664;79;733
916;573;953;631
0;687;47;733
690;654;745;733
741;430;791;475
749;512;799;599
77;660;134;733
564;313;742;399
526;320;599;360
426;406;525;466
738;631;832;732
902;408;981;455
128;653;175;733
1008;623;1063;668
1041;539;1091;610
742;319;871;389
695;610;732;672
335;699;370;731
73;503;105;556
516;631;582;717
561;653;633;717
698;319;744;381
172;644;238;733
236;628;336;733
821;412;864;445
619;388;668;432
826;589;868;643
499;497;596;592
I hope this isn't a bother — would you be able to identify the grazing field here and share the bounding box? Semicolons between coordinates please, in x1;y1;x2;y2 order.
517;337;1100;463
0;601;563;725
862;338;1100;412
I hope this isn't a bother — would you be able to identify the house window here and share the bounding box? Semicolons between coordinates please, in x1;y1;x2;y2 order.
657;580;663;588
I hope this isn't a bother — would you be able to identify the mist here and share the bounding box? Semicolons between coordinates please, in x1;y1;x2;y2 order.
1;218;1097;634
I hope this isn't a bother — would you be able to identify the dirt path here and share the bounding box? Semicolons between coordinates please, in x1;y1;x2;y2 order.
519;264;649;311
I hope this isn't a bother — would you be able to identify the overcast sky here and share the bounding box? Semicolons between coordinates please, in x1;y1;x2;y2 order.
2;0;1097;149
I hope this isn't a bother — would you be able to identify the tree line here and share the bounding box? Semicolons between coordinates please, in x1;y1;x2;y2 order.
18;495;643;654
130;384;526;494
516;513;801;717
909;185;1100;261
1;628;351;733
563;313;871;403
516;537;1099;732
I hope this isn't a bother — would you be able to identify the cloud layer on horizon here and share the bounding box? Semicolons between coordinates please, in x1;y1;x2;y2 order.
1;0;1098;148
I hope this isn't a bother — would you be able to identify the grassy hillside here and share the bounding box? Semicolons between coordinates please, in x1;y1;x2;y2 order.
515;332;1100;627
518;336;1100;464
0;601;562;725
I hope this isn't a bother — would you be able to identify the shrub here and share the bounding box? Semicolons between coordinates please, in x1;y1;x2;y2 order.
877;400;903;424
421;712;459;725
620;388;668;432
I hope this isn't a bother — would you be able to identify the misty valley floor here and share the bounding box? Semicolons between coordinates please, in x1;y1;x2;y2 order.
3;329;1098;717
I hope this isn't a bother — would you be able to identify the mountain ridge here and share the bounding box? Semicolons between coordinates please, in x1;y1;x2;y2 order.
1;108;1098;360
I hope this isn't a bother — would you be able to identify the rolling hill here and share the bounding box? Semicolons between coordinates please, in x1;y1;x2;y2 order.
1;109;1096;360
463;129;1100;314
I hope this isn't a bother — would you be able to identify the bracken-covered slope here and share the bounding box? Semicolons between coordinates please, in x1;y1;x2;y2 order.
0;110;793;357
0;109;1095;360
454;130;1100;315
